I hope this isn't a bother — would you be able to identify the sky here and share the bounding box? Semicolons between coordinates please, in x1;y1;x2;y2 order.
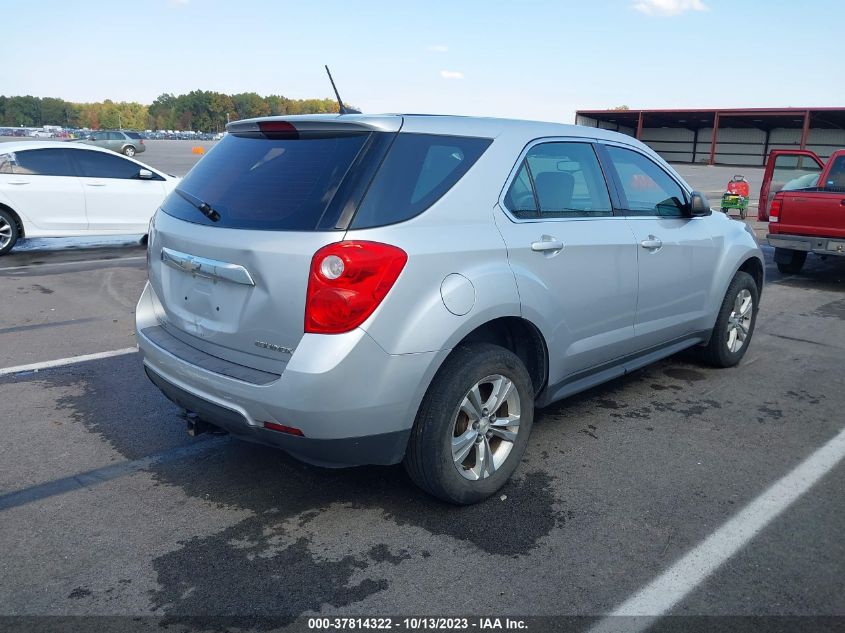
3;0;844;124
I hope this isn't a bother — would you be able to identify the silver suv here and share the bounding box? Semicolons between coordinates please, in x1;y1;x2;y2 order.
137;114;763;504
79;130;146;156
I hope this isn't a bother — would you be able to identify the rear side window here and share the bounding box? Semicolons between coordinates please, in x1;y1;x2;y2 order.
162;132;372;230
10;149;76;176
125;132;142;140
350;133;491;229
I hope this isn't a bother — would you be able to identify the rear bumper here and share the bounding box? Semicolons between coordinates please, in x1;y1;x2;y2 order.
767;233;845;257
144;365;411;467
136;282;448;467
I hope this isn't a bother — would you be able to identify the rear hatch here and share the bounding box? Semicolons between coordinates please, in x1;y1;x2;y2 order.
147;116;402;373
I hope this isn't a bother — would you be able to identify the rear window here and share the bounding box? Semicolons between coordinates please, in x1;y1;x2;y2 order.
161;132;372;230
350;133;491;229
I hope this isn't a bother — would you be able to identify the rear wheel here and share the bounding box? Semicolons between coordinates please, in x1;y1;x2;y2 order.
404;343;534;505
739;207;748;219
0;208;20;256
123;145;136;157
699;271;758;368
775;248;806;274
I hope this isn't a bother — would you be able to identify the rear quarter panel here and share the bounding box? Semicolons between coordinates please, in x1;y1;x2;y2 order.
343;134;524;356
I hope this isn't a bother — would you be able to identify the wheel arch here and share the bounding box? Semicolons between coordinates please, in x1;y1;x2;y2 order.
448;316;549;398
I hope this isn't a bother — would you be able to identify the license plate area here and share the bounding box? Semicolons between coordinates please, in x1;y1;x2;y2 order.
827;240;845;253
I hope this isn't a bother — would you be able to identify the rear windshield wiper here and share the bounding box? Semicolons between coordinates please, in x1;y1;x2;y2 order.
175;188;221;222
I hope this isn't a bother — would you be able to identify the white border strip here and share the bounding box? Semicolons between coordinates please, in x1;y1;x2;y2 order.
0;347;138;377
589;424;845;633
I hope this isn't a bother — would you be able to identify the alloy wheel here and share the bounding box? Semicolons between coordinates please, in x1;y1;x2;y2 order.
726;288;753;353
0;216;12;250
451;374;521;480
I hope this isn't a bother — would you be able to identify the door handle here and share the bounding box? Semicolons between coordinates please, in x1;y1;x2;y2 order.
531;236;564;254
640;235;663;251
8;180;29;185
85;183;106;187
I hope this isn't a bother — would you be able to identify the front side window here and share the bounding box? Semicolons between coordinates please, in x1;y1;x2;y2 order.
351;133;491;229
504;142;612;219
605;146;687;217
11;149;76;176
72;150;149;179
91;131;108;141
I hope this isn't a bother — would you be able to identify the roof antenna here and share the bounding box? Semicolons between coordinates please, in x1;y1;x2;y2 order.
325;65;360;115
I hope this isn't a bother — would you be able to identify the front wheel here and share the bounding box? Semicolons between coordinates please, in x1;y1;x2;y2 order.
404;343;534;505
123;145;136;157
699;271;759;368
0;208;20;256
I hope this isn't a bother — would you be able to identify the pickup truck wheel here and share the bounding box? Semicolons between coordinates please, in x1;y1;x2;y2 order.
775;248;806;274
404;343;534;505
0;208;20;256
699;271;758;368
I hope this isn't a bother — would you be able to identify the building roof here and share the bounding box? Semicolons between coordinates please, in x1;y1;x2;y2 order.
576;107;845;130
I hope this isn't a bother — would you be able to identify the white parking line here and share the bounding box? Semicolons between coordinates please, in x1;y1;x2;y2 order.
589;425;845;633
0;255;145;272
0;347;138;377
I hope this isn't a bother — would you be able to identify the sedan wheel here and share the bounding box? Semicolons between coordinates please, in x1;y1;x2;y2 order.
0;210;20;256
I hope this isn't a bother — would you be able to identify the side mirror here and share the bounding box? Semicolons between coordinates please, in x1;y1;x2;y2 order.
138;169;154;180
688;191;712;217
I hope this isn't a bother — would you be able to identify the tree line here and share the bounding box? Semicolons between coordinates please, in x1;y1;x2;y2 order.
0;91;340;131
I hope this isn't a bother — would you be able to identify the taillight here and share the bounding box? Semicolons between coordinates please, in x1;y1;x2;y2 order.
769;198;782;223
305;241;407;334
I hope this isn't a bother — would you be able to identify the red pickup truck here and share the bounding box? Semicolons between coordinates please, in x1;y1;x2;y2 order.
759;149;845;274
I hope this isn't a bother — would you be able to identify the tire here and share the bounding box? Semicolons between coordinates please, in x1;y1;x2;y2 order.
699;271;759;368
404;343;535;505
739;207;747;220
0;208;20;256
123;145;136;157
775;248;806;275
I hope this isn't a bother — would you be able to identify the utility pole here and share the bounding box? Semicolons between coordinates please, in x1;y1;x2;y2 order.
118;112;122;130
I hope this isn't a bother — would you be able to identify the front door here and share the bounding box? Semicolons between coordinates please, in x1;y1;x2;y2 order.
599;143;721;350
69;148;165;232
759;150;824;220
496;140;639;387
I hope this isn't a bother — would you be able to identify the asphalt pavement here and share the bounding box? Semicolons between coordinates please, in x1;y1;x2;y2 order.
0;142;843;631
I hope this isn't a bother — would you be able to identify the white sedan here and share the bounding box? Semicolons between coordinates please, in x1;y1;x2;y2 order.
0;141;179;255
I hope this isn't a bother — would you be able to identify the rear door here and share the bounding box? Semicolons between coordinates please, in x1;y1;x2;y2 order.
0;147;87;231
599;143;720;349
70;148;166;232
146;123;397;371
759;150;824;220
496;140;639;384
